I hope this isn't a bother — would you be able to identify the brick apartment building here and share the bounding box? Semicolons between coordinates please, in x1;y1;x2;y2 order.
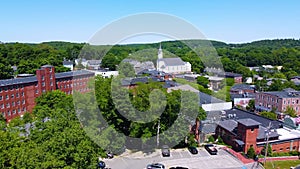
0;65;94;122
255;88;300;115
216;109;300;154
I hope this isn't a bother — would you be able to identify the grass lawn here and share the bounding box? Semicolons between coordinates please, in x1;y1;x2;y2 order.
264;160;300;169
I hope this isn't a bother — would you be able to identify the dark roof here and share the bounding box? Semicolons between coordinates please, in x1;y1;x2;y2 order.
130;77;149;85
218;120;237;133
230;93;255;99
257;126;280;140
0;76;37;86
263;88;300;98
41;65;54;68
63;60;73;65
158;58;186;66
87;60;101;65
224;109;283;129
231;84;255;91
237;118;261;127
55;70;94;79
199;92;224;105
218;72;242;78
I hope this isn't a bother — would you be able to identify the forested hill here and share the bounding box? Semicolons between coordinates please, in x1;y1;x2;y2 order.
1;39;300;80
229;39;300;49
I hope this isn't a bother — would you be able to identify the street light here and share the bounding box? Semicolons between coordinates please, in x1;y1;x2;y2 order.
263;122;272;166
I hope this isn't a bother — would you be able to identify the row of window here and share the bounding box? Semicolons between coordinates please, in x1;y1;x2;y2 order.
0;85;25;92
0;92;25;101
0;100;26;109
272;146;296;152
2;107;26;117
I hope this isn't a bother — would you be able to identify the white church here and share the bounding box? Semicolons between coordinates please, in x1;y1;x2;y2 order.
156;44;191;74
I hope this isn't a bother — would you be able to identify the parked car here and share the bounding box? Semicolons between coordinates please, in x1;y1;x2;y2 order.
146;163;165;169
106;152;114;159
188;146;198;154
204;144;218;155
169;167;189;169
161;145;170;157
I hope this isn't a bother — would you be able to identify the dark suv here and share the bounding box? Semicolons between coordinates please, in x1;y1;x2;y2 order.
188;146;198;154
161;145;170;157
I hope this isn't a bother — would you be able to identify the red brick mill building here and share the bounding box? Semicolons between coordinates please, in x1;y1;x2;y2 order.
216;109;300;154
0;65;94;122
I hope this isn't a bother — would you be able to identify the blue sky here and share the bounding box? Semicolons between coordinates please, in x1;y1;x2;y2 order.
1;0;300;44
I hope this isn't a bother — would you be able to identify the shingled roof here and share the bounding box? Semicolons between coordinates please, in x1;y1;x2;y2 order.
158;58;186;66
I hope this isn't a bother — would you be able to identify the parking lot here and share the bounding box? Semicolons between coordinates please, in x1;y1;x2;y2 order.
102;148;259;169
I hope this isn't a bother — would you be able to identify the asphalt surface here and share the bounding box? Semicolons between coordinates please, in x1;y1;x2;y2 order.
102;148;263;169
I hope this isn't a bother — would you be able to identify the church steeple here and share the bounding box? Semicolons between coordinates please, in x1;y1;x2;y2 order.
158;43;163;59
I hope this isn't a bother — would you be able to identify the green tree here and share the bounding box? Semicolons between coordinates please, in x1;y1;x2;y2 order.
247;146;256;159
196;76;209;88
284;106;297;117
260;111;277;120
246;99;255;112
0;63;13;79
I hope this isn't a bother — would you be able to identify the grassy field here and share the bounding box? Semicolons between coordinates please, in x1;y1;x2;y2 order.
264;160;300;169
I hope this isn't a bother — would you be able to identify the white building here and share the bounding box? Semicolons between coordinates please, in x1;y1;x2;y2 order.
88;69;119;78
62;60;73;71
156;44;191;74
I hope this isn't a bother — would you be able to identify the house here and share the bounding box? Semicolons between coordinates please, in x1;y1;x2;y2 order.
88;69;119;78
255;88;300;115
230;84;256;108
123;59;155;74
219;72;243;84
0;65;94;122
156;44;191;74
215;108;300;154
291;76;300;86
63;60;73;71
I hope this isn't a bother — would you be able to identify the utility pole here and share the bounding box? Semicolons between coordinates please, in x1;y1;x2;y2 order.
263;122;272;166
157;119;160;148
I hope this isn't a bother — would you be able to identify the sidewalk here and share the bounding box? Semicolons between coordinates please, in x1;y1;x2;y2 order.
258;156;299;162
118;149;161;159
222;147;255;164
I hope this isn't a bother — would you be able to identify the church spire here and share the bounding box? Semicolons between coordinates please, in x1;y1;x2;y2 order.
158;42;163;59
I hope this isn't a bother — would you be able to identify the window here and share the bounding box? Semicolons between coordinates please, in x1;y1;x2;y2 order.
7;111;11;116
18;108;20;113
0;88;2;92
1;112;5;118
12;102;15;106
0;104;3;109
50;82;53;86
17;101;20;105
16;93;19;98
280;148;283;151
0;96;2;100
11;94;14;99
50;75;53;79
297;100;299;104
42;75;45;80
21;92;24;96
42;89;46;93
35;90;38;94
251;128;254;132
284;100;286;105
6;95;9;100
6;103;10;108
42;82;45;87
12;110;16;115
22;100;25;105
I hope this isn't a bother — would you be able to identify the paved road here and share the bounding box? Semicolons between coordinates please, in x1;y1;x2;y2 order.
102;148;262;169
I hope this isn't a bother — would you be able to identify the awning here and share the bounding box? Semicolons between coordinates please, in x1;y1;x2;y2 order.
235;139;245;146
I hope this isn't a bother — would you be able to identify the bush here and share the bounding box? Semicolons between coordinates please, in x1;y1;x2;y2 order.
247;147;256;159
207;135;215;143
